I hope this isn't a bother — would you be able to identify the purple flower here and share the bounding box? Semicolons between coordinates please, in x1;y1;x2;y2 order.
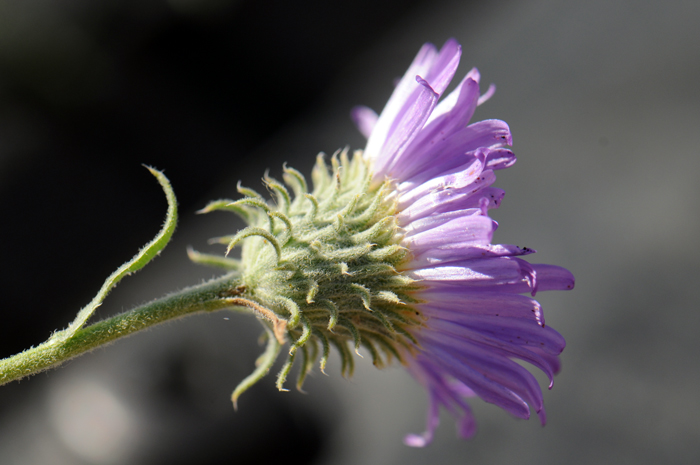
352;39;574;447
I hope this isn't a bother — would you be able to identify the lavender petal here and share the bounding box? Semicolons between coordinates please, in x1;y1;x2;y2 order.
351;105;378;138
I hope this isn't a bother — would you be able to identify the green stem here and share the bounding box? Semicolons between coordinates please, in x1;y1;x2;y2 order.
0;274;244;386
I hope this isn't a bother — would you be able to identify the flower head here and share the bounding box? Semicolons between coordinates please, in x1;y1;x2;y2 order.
193;38;573;447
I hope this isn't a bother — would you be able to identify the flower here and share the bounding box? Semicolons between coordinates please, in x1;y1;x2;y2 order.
351;39;574;446
194;38;573;449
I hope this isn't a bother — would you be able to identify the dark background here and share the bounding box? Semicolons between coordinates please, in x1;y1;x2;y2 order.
0;0;425;363
1;0;699;464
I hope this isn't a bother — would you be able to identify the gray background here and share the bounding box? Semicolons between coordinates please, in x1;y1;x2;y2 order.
1;0;698;463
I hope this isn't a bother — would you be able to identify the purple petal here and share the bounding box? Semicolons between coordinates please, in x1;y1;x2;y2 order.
405;356;477;446
460;187;506;210
406;185;504;216
391;119;513;181
447;379;477;398
399;146;513;193
516;258;539;296
372;78;439;180
364;43;438;161
410;260;573;296
422;343;531;418
372;40;462;176
496;264;576;294
397;170;498;224
396;151;485;203
417;357;477;411
403;389;440;447
404;220;494;257
423;38;462;96
537;406;547;425
397;155;486;208
401;207;483;237
426;316;566;356
481;344;560;390
403;215;495;255
417;291;544;326
419;313;561;388
408;256;526;286
393;76;481;180
425;74;480;130
477;84;496;106
484;148;516;170
528;347;563;377
465;67;481;83
535;264;575;292
422;331;545;414
403;434;430;448
409;243;534;268
457;415;478;439
351;105;378;138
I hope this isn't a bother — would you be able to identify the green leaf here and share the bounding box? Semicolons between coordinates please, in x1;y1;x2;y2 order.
54;166;178;342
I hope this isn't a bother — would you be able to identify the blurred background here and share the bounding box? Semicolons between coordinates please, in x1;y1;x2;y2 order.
1;0;698;463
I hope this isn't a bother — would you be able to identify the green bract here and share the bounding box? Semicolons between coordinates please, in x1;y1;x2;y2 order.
192;149;424;405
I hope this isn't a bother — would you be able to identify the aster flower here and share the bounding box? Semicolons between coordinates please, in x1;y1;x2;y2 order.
0;38;573;449
351;39;575;446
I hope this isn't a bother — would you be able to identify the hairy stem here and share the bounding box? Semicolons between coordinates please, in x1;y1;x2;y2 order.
0;274;245;386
